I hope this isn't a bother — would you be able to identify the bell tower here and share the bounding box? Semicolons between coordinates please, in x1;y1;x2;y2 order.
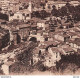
28;1;32;12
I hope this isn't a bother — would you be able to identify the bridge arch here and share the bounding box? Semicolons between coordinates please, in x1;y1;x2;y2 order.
29;37;37;42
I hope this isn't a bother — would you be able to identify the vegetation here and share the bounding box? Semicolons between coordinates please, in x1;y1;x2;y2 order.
56;53;80;74
32;10;50;19
51;3;80;21
0;13;8;21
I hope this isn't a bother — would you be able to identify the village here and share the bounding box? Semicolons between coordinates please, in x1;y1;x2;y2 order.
0;0;80;75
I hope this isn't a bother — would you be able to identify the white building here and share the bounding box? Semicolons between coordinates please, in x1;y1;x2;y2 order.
54;32;70;42
43;47;61;67
9;9;31;21
9;12;23;21
1;61;14;75
9;2;32;21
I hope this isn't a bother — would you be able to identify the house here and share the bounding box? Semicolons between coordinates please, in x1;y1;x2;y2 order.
43;47;61;67
66;38;80;52
43;31;48;36
37;22;45;30
1;61;14;75
38;40;60;54
37;40;61;58
31;18;46;30
9;12;23;21
70;38;80;50
37;20;46;30
63;47;74;55
32;44;48;65
39;44;47;53
67;31;78;39
9;1;32;21
54;32;70;42
59;44;74;55
9;10;31;21
62;23;70;29
44;40;60;48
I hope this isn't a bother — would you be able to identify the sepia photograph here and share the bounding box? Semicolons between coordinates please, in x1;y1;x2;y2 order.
0;0;80;75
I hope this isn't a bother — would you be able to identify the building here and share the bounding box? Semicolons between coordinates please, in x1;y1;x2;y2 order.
43;47;61;67
8;2;20;13
9;2;32;21
37;22;45;29
1;61;14;75
45;1;67;11
54;32;70;42
68;38;80;51
9;10;31;21
59;44;74;55
29;32;45;42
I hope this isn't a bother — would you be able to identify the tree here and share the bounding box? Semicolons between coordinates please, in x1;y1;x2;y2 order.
68;5;75;13
40;10;49;19
51;7;59;17
0;13;8;21
60;6;68;16
31;11;40;18
72;12;80;21
75;5;80;13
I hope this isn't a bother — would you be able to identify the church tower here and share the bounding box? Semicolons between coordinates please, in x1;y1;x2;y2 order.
28;1;32;12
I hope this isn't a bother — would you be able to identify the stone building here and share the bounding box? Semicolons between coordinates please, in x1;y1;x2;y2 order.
43;47;61;67
9;2;32;21
54;32;70;42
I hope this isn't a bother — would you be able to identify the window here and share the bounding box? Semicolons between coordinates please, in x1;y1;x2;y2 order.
17;16;19;18
39;50;41;56
27;14;29;17
49;60;50;62
22;13;25;16
45;37;48;41
49;57;51;59
48;5;51;9
56;53;57;58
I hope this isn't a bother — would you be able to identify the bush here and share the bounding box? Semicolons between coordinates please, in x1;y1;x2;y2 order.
0;13;8;21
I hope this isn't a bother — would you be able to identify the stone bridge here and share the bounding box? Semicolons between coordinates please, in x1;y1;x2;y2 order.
28;34;44;42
